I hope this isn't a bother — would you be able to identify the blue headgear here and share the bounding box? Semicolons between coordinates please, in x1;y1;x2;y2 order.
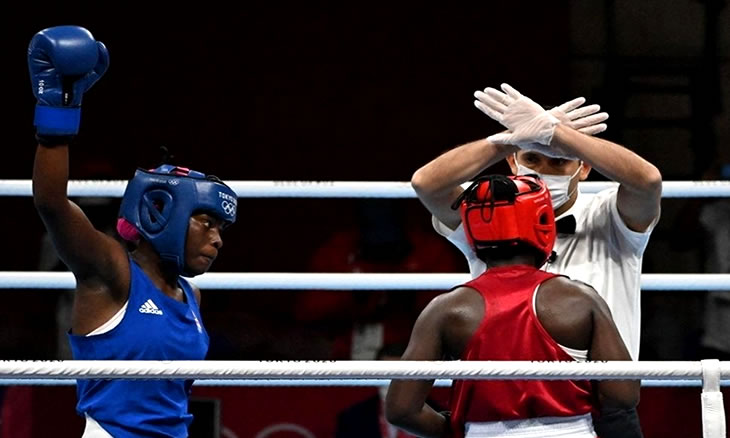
117;164;238;276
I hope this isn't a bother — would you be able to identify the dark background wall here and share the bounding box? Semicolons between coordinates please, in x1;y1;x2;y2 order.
6;5;570;180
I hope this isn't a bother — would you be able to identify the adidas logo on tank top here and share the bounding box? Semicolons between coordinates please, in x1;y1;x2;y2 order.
138;299;163;315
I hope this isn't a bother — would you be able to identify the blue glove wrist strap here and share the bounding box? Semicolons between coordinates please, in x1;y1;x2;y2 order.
34;105;81;135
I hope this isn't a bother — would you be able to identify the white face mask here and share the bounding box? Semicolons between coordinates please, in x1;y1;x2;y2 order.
514;156;583;210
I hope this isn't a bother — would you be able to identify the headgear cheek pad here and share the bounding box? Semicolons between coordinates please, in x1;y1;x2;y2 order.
117;164;238;276
456;174;556;265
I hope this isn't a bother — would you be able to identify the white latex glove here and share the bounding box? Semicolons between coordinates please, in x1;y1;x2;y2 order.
474;84;609;158
518;97;610;159
474;83;559;146
550;96;609;135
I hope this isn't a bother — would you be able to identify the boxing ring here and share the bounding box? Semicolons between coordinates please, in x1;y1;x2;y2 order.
2;178;730;437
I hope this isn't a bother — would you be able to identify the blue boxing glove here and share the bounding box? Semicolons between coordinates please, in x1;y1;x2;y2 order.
28;25;109;139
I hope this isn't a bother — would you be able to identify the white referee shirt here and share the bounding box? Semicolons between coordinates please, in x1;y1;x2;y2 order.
433;188;657;360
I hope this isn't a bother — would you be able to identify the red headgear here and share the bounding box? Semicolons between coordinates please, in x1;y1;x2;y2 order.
455;175;556;265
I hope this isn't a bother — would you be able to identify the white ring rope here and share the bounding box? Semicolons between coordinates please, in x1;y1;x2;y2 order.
1;272;728;290
4;361;723;438
1;378;728;388
0;360;727;380
1;180;729;198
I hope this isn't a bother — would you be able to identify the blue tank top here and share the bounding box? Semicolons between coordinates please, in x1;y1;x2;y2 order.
68;259;209;438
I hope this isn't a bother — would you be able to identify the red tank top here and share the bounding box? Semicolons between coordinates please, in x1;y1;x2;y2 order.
449;265;594;436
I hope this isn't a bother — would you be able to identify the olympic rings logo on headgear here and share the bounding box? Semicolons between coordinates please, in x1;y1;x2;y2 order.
221;200;237;217
119;165;238;276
